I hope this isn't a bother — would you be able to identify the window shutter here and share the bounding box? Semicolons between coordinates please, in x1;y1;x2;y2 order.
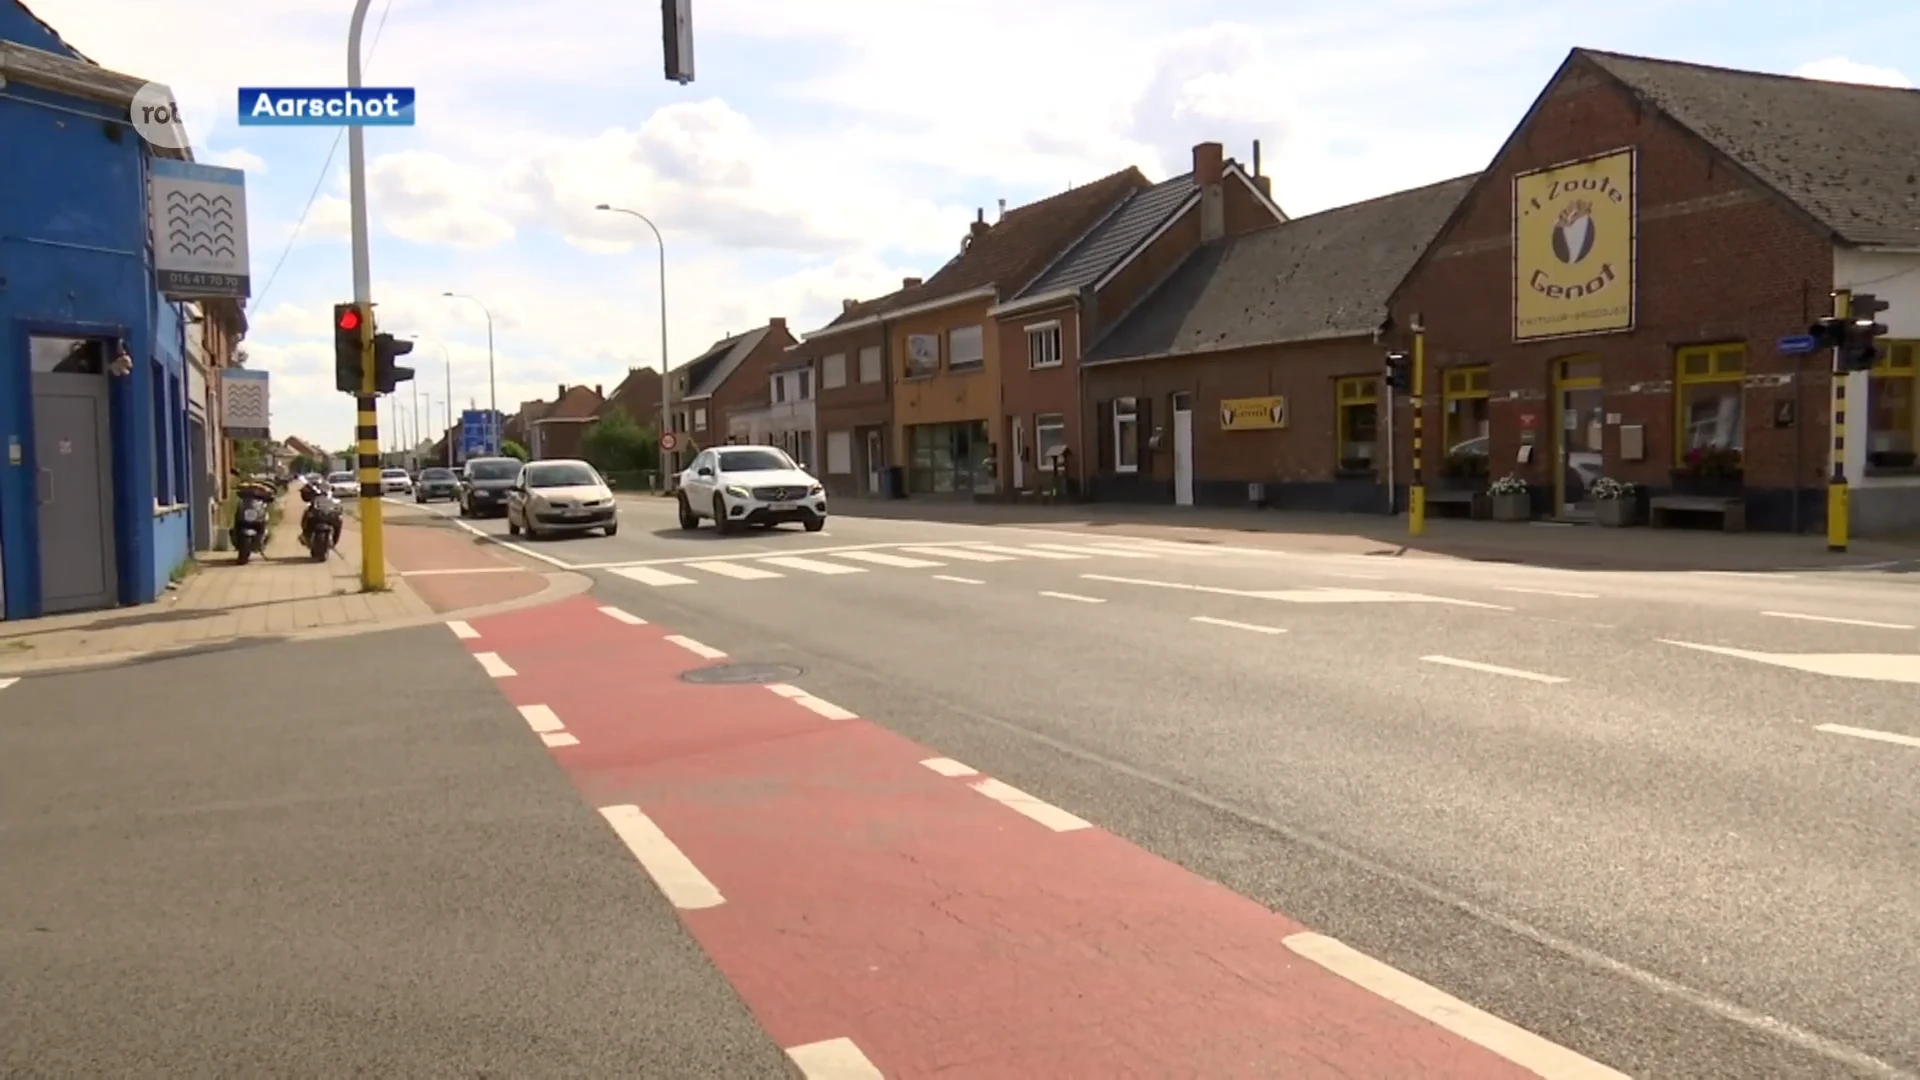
1095;400;1113;471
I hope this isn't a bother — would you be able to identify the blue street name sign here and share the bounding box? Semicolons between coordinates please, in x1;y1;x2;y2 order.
1777;334;1818;355
460;409;498;458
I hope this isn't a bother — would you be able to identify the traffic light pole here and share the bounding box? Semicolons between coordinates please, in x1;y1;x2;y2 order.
347;0;384;590
1409;324;1427;538
1827;288;1852;553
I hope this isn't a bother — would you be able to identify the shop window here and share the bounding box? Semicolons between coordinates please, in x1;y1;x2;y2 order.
1026;322;1062;369
1868;341;1917;467
1035;413;1067;470
1674;344;1745;463
1441;365;1491;474
948;325;985;371
1113;397;1140;473
907;421;990;493
150;360;172;502
1335;376;1378;471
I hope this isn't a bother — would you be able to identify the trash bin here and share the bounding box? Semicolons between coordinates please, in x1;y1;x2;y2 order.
880;466;906;500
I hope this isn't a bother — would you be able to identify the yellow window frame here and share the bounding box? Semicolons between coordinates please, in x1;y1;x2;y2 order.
1442;365;1490;449
1674;343;1746;465
1869;340;1918;451
1336;376;1377;463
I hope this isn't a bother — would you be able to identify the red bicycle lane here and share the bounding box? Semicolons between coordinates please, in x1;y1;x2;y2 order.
451;594;1621;1079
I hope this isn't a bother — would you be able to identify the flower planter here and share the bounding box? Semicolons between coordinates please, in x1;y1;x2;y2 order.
1489;490;1531;522
1594;496;1637;527
1669;469;1743;498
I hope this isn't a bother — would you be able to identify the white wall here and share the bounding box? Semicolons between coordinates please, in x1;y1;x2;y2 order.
1834;248;1920;532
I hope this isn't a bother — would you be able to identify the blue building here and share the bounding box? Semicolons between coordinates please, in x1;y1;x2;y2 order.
0;2;247;619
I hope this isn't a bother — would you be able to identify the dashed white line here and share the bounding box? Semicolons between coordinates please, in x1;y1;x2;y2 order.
1815;723;1920;749
664;635;727;660
1421;655;1568;684
765;683;857;720
932;574;985;585
920;757;978;777
446;619;480;639
786;1036;884;1079
0;677;17;691
1762;611;1914;630
1039;590;1105;603
598;804;725;909
518;704;564;733
1498;586;1600;600
969;777;1091;832
541;732;579;748
1692;570;1796;579
1191;615;1286;635
473;651;516;678
598;605;647;624
1283;932;1628;1079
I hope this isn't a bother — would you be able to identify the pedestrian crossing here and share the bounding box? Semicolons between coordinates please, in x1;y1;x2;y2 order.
606;540;1209;588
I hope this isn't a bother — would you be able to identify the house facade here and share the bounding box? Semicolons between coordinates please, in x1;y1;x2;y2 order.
801;289;910;497
1080;176;1471;509
0;6;247;620
703;317;812;466
664;318;796;473
528;384;605;460
1386;48;1920;535
991;141;1289;498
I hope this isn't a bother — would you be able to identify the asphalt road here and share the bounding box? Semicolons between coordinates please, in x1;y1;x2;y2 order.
432;494;1920;1078
0;627;792;1078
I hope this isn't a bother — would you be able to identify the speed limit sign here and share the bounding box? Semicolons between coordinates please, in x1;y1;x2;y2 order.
660;431;678;451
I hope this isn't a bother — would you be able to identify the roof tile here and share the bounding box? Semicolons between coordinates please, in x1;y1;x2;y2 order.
1019;173;1198;299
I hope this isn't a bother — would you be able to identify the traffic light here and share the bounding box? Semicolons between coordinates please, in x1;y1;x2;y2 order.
1384;350;1411;392
373;333;414;394
662;0;693;82
334;302;368;393
1810;292;1891;372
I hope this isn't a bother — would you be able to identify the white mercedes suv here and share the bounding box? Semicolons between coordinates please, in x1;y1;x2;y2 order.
676;445;826;534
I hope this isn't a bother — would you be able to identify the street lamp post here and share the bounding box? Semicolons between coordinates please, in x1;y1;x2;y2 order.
442;292;497;453
595;204;673;488
407;335;454;467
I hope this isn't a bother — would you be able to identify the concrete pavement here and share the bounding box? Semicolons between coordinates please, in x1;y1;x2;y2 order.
459;495;1920;1077
0;626;790;1077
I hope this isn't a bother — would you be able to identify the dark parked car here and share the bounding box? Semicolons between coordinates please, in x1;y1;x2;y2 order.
414;466;461;503
458;457;523;518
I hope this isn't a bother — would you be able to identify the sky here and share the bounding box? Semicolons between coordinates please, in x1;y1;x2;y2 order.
20;0;1919;457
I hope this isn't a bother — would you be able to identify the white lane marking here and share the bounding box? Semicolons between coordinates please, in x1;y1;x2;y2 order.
598;804;725;910
964;544;1085;559
0;677;16;691
970;777;1092;832
1761;611;1914;630
1191;615;1286;635
1815;723;1920;749
920;757;978;777
1028;542;1159;558
598;605;647;624
758;555;867;575
786;1037;883;1079
1099;541;1224;556
1283;932;1628;1079
518;704;565;733
832;550;944;568
901;545;1012;562
933;574;985;584
1082;573;1512;609
1421;655;1568;684
574;538;1019;570
445;620;481;639
685;560;785;580
473;652;516;677
1498;586;1600;599
1039;590;1106;603
541;732;579;747
614;565;698;587
1318;570;1386;580
765;683;858;720
664;635;727;660
1660;640;1920;683
1692;570;1797;579
427;509;583;569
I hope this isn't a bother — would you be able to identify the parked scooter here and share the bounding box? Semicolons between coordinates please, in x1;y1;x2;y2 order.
299;479;344;562
231;477;276;564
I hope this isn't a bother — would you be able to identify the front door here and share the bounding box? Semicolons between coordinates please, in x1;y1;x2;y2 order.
864;429;883;495
1553;361;1605;519
1171;393;1194;506
1011;416;1026;491
31;369;117;614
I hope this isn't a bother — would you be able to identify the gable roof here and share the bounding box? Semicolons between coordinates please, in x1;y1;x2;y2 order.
1085;174;1477;365
1577;49;1920;248
1015;172;1200;301
916;167;1148;302
675;326;771;400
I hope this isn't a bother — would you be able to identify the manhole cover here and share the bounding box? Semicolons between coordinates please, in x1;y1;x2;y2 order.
680;661;805;685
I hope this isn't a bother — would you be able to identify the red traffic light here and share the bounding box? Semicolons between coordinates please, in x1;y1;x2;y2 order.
338;308;361;331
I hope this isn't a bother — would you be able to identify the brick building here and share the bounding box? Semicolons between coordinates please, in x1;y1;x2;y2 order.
602;365;663;430
527;384;603;460
801;285;914;497
664;318;795;471
1080;176;1470;507
991;141;1288;498
1387;48;1920;534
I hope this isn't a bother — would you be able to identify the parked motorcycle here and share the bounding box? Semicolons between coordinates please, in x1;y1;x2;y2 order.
231;480;275;564
299;481;343;562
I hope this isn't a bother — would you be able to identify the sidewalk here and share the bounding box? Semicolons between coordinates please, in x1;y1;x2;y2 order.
822;498;1920;573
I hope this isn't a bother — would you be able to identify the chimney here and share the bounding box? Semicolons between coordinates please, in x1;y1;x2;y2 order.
843;299;857;312
1253;175;1273;197
969;207;990;241
594;384;603;398
1192;141;1224;185
556;383;565;399
997;198;1006;220
903;277;922;289
769;316;786;330
1194;141;1226;241
1251;139;1262;178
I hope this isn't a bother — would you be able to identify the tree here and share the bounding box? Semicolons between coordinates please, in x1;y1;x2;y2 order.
580;409;658;474
501;440;530;462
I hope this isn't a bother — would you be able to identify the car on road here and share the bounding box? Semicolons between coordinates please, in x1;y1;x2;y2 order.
677;445;826;534
414;466;460;503
327;470;358;499
458;457;523;518
380;468;413;495
505;459;618;539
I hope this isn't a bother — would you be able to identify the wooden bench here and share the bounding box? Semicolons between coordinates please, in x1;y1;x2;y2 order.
1649;494;1745;531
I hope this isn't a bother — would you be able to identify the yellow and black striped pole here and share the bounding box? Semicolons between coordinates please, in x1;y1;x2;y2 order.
355;305;386;589
1408;326;1427;537
1827;289;1851;553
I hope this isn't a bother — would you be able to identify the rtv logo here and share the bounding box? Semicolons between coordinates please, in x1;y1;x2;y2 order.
129;81;217;152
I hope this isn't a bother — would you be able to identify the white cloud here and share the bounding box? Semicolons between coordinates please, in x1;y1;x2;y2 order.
367;152;516;249
207;148;268;174
1794;57;1913;88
